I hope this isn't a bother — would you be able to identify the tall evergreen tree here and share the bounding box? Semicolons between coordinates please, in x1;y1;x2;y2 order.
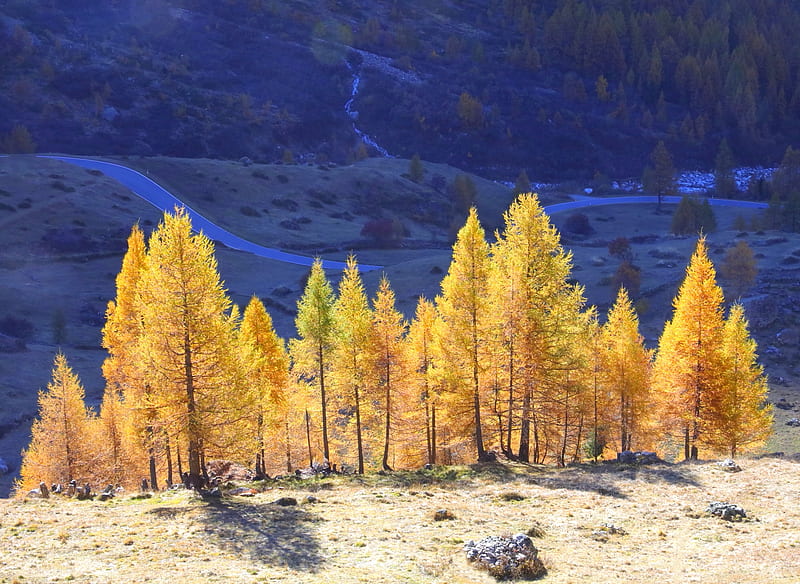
332;255;373;473
600;287;653;453
707;304;772;457
239;296;289;477
290;259;337;464
370;275;407;470
136;208;239;488
652;237;727;460
435;208;492;460
643;141;676;211
406;296;439;466
18;353;93;492
490;193;589;464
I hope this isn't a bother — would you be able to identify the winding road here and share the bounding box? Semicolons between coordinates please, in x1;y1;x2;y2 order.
6;155;769;272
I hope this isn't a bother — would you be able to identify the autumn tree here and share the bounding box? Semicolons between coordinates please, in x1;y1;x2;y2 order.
239;296;289;476
370;275;407;470
17;353;93;492
490;194;590;464
100;224;153;488
290;259;337;463
331;255;373;473
435;208;492;460
652;237;727;460
643;141;676;212
600;287;653;453
405;296;439;465
707;304;772;457
136;207;240;488
720;240;757;299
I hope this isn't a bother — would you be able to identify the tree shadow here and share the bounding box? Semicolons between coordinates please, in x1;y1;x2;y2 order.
196;499;323;571
520;461;702;499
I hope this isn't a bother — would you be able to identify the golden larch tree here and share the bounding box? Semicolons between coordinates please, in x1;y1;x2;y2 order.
370;275;407;470
290;258;337;464
136;207;240;488
707;303;772;457
600;287;654;454
239;296;289;476
100;223;155;489
331;255;374;473
435;208;492;460
490;193;589;464
404;296;440;465
17;353;93;492
652;236;727;459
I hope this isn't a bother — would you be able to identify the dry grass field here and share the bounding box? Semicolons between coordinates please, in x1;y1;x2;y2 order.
1;457;799;584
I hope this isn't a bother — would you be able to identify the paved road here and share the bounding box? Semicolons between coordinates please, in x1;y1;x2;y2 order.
13;156;769;270
38;155;378;272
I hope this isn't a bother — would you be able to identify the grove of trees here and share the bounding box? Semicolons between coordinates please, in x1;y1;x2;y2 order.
17;201;772;492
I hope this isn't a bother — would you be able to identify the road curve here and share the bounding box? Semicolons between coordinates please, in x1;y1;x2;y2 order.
37;155;381;272
11;155;769;270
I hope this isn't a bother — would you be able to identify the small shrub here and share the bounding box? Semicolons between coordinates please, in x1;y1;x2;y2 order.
277;174;289;184
51;180;76;193
252;169;270;180
608;237;632;261
272;197;298;212
0;315;34;341
240;205;261;217
564;212;593;235
499;492;526;502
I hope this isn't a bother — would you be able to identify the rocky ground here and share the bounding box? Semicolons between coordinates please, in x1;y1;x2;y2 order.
1;457;800;583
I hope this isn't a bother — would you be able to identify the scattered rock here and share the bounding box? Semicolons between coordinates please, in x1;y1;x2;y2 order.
433;509;455;521
464;534;546;580
591;523;627;541
273;497;298;506
707;501;747;521
229;487;258;497
787;418;800;427
239;156;253;166
304;495;319;504
590;256;606;266
616;451;661;465
716;459;742;472
26;482;50;499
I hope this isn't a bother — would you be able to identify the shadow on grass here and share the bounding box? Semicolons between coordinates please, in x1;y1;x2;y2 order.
522;461;702;499
198;499;323;571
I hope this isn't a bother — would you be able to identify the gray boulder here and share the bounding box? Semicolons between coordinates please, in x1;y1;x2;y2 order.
617;450;661;465
716;459;742;472
464;534;545;580
707;501;746;521
787;418;800;427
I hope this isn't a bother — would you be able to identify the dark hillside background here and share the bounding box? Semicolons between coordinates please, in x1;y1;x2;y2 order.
2;0;799;180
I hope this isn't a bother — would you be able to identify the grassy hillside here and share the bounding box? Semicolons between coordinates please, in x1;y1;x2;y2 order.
1;154;799;498
1;457;799;583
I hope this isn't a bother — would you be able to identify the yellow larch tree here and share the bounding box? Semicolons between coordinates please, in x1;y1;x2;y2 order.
239;296;289;476
370;275;407;470
290;258;337;464
100;224;154;489
707;303;772;457
17;353;93;492
136;207;240;488
652;236;727;460
600;287;654;454
404;296;440;466
490;193;590;464
435;207;493;461
331;254;374;473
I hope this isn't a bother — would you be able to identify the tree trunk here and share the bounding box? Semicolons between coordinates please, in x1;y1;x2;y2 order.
381;365;392;471
431;404;437;465
165;433;173;488
518;384;531;462
318;345;330;463
355;383;364;474
305;409;313;467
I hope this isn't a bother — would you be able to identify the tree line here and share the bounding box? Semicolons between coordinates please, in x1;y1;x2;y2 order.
17;198;772;492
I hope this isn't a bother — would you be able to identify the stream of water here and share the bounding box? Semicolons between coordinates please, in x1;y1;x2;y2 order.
345;62;392;158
